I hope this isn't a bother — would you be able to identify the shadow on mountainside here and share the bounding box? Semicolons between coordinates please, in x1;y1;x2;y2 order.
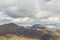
0;23;60;40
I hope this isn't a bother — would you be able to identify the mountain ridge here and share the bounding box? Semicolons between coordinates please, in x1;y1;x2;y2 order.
0;23;60;40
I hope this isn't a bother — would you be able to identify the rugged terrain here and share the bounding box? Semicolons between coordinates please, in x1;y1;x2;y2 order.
0;23;60;40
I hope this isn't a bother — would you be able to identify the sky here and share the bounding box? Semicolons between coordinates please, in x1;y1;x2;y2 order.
0;0;60;26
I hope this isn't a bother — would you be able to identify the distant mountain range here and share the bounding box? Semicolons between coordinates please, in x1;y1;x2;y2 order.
0;23;60;40
0;23;60;31
0;23;52;35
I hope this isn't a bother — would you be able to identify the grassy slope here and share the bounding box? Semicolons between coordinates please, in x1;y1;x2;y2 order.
0;35;39;40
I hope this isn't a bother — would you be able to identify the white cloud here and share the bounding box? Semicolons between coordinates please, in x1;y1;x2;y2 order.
47;16;60;23
34;11;53;18
0;0;60;25
12;17;29;23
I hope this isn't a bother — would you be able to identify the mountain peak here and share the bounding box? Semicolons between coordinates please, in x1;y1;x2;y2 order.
0;23;19;27
5;23;18;26
31;24;46;30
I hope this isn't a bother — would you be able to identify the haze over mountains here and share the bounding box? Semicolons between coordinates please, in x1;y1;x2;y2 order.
0;23;60;31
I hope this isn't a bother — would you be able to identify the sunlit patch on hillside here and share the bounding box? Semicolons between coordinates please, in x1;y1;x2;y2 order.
0;35;39;40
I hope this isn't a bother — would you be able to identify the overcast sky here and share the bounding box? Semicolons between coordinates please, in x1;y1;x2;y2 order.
0;0;60;26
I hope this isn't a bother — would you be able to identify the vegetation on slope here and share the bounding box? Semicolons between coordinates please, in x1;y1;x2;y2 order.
0;35;39;40
0;23;60;40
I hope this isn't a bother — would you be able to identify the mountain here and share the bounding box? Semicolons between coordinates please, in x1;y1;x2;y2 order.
31;24;46;30
0;23;19;28
0;23;25;35
0;23;23;30
0;23;51;35
45;24;60;33
0;23;60;40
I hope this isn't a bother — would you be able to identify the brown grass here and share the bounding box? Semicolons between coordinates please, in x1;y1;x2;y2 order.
0;35;39;40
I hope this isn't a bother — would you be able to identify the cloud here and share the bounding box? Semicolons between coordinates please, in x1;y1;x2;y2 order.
34;10;54;18
0;11;13;24
12;17;29;23
0;0;60;25
3;0;40;18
